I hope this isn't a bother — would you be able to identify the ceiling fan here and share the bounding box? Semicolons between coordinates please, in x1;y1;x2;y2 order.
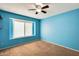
28;3;49;14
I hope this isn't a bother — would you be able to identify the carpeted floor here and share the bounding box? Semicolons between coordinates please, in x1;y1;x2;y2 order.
0;40;79;56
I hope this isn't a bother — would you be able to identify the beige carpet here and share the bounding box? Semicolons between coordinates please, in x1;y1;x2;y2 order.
0;40;79;56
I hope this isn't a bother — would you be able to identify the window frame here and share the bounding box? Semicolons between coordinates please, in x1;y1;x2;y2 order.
9;18;36;39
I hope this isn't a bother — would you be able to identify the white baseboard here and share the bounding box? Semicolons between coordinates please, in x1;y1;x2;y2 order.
42;40;79;52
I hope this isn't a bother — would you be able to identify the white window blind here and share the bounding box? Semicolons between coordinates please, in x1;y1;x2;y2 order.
10;18;35;39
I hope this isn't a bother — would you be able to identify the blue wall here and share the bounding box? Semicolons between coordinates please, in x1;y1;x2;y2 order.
0;8;79;51
41;9;79;51
0;10;41;49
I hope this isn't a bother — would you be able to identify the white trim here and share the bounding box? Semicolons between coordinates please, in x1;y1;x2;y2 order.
9;18;33;23
42;40;79;52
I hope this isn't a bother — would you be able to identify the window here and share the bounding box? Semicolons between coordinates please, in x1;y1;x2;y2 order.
25;22;33;36
10;18;35;39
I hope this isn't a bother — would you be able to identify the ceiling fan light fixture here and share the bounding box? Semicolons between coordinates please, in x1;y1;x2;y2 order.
28;3;49;14
36;9;41;12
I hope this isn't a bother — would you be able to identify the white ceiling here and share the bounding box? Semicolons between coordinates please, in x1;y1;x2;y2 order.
0;3;79;19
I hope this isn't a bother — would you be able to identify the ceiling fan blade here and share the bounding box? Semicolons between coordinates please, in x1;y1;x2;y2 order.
28;9;36;10
35;12;38;14
42;5;49;9
41;10;47;14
